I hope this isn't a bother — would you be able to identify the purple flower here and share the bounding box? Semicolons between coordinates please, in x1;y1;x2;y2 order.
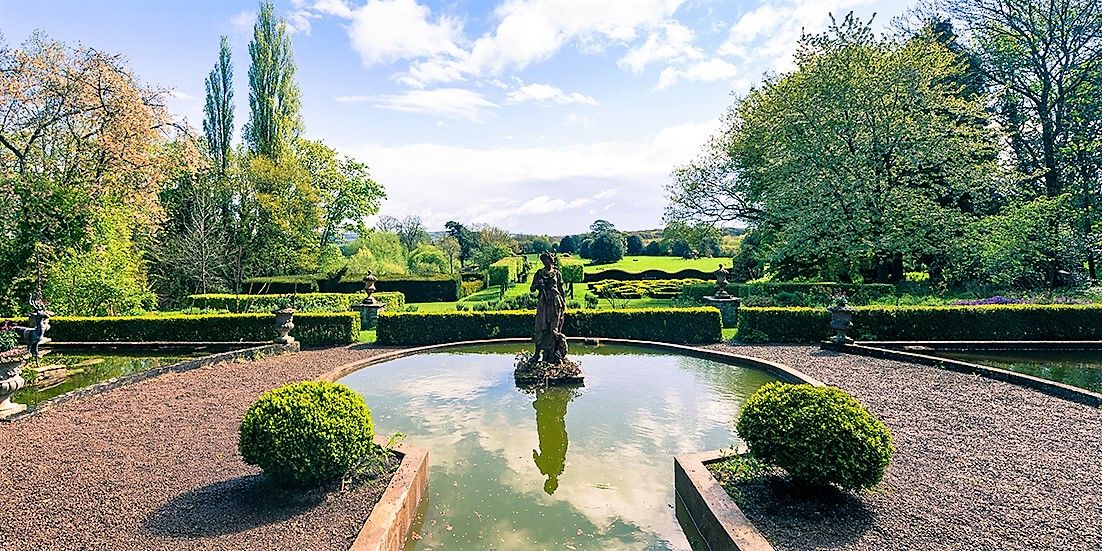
952;296;1024;306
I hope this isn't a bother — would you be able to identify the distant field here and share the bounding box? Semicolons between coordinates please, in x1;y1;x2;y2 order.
585;256;727;273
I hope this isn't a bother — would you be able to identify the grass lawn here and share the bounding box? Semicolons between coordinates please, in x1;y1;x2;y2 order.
585;255;727;274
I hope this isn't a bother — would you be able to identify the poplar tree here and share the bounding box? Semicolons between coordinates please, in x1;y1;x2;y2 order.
244;0;301;160
202;36;234;175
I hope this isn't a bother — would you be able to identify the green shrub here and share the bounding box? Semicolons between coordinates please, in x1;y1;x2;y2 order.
737;383;893;490
557;258;585;284
488;264;512;288
239;381;377;486
736;304;1102;343
590;279;707;299
346;275;460;302
37;312;359;346
375;307;722;345
678;282;895;307
460;279;485;297
187;292;404;313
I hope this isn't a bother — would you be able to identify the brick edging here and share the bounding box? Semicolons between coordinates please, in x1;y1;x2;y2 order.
349;436;429;551
675;448;773;551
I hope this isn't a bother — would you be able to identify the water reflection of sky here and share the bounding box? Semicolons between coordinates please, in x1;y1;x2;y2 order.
340;345;777;551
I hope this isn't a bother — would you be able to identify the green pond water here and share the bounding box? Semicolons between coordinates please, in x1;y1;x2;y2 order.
932;350;1102;394
338;343;779;551
14;347;223;405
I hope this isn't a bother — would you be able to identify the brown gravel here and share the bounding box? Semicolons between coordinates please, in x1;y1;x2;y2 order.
710;344;1102;551
0;344;400;551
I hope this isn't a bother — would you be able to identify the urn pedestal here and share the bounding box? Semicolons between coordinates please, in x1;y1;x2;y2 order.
352;301;385;330
0;352;29;419
703;296;741;329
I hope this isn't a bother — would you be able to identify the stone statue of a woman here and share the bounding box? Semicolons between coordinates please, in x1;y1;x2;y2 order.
531;253;567;363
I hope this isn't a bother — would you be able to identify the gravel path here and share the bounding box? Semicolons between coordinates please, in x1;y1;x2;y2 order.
710;344;1102;551
0;345;400;551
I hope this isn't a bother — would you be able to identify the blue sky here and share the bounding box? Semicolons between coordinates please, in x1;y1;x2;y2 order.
1;0;912;234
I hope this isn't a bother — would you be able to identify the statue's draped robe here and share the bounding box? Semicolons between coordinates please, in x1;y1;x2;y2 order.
532;267;565;346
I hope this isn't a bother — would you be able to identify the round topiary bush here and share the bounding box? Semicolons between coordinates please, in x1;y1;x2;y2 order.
736;382;893;491
239;380;376;487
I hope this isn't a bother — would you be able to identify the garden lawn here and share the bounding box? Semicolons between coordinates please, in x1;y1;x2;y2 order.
584;255;727;273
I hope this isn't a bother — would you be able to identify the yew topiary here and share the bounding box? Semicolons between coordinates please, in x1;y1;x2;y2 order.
737;382;893;490
239;380;376;487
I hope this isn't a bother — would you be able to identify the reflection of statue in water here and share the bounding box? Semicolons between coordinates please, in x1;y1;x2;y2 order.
514;253;582;385
531;387;576;495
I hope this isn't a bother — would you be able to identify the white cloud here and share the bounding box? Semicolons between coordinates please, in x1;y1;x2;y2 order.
300;0;689;87
719;0;873;73
656;57;740;89
506;83;598;106
167;90;196;101
619;20;703;74
350;88;498;121
230;10;255;34
319;0;465;67
336;118;722;232
564;111;595;127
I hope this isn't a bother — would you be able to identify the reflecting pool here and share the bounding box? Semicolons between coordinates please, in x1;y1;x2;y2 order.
931;350;1102;394
339;343;779;551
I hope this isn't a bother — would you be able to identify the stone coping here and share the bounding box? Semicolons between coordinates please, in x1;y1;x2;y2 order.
675;447;773;551
823;342;1102;407
863;340;1102;351
349;435;429;551
2;342;298;422
321;337;821;387
323;337;824;551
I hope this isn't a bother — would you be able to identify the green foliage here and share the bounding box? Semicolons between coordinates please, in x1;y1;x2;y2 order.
626;235;645;255
556;259;585;284
737;383;893;490
203;36;234;175
241;154;321;275
679;282;894;306
245;0;301;160
244;275;320;294
376;307;723;345
470;226;517;269
187;292;404;313
239;381;377;486
488;257;522;287
590;279;707;299
41;312;358;346
346;231;407;275
667;14;1002;283
296;139;384;247
557;235;578;253
361;275;460;302
408;244;449;275
588;232;625;264
0;323;20;353
736;304;1102;343
460;279;485;298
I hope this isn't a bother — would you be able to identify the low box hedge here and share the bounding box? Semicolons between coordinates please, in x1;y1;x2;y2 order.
33;312;359;346
737;304;1102;343
376;307;722;345
590;278;707;299
243;276;321;294
582;268;712;282
187;292;405;313
680;282;896;306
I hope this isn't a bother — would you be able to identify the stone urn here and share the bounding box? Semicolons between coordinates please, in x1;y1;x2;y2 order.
362;271;379;305
0;350;29;418
827;296;855;344
272;307;296;344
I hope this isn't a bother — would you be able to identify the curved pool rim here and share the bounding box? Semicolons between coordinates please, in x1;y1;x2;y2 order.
323;337;822;551
320;337;822;387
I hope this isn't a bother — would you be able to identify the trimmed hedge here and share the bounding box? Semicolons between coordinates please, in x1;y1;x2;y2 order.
590;278;707;299
557;258;585;284
187;292;405;313
243;276;321;294
680;282;895;305
35;312;359;346
460;279;485;298
737;304;1102;343
583;268;712;282
376;307;722;345
332;274;460;302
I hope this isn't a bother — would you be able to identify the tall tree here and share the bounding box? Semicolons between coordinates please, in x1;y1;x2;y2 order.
666;14;1002;282
245;0;301;160
202;36;234;175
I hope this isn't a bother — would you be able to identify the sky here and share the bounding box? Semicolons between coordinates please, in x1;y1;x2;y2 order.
1;0;912;235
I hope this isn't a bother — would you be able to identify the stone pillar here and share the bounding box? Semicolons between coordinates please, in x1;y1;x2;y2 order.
353;302;385;330
702;296;741;328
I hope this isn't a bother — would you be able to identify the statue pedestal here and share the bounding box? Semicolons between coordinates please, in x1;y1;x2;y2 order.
703;296;741;328
514;352;584;388
352;302;385;329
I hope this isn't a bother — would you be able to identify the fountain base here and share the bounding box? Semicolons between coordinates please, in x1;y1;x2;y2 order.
514;351;584;387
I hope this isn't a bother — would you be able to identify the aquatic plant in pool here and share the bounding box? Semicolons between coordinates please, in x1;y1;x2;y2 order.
338;343;781;550
932;350;1102;393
